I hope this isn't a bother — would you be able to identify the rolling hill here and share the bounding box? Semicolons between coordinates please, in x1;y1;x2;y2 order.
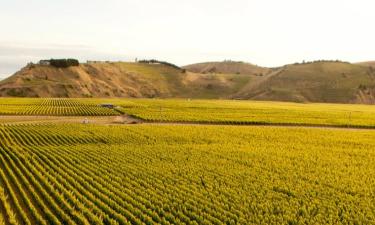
231;61;375;104
1;60;375;104
0;62;254;98
357;61;375;67
183;61;271;75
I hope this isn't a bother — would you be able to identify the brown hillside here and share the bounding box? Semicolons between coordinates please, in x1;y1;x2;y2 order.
1;61;375;104
183;61;270;75
357;61;375;67
232;62;375;104
0;62;254;98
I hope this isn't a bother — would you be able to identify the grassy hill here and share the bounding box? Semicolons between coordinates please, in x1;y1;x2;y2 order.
232;61;375;104
1;60;375;104
183;61;271;76
357;61;375;67
0;62;253;98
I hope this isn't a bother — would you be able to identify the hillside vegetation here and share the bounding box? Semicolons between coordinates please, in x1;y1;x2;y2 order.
1;61;375;104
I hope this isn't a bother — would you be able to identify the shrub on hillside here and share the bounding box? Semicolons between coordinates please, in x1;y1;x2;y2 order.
50;59;79;68
295;59;350;65
6;88;27;97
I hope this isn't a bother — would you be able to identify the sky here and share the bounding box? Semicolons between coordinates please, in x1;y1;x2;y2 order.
1;0;375;78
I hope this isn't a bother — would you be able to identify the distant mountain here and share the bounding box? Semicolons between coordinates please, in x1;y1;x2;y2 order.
1;60;375;104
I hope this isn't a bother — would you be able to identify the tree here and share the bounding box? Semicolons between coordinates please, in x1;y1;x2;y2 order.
50;59;79;68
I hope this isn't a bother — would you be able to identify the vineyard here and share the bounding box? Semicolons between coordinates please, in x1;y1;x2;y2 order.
0;124;374;224
1;98;375;128
113;99;375;128
0;98;118;116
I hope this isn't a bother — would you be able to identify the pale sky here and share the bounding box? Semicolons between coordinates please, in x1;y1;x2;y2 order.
1;0;375;78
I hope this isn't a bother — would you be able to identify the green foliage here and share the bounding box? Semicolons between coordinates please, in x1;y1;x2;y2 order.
0;98;118;116
294;59;351;65
0;186;18;225
2;98;375;127
0;124;374;224
6;89;27;97
112;99;375;128
49;59;79;68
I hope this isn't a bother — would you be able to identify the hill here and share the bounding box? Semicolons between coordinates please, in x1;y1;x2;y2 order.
0;62;254;98
232;61;375;104
357;61;375;67
1;60;375;104
183;61;271;76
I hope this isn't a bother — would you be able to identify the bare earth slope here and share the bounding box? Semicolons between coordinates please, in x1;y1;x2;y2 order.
0;62;254;98
1;61;375;103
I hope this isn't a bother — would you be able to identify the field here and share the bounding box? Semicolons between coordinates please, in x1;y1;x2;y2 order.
0;98;375;225
0;98;118;116
0;124;374;225
1;98;375;127
116;99;375;127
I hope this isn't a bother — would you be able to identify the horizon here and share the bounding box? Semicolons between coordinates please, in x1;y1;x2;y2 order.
1;0;375;78
0;57;370;79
